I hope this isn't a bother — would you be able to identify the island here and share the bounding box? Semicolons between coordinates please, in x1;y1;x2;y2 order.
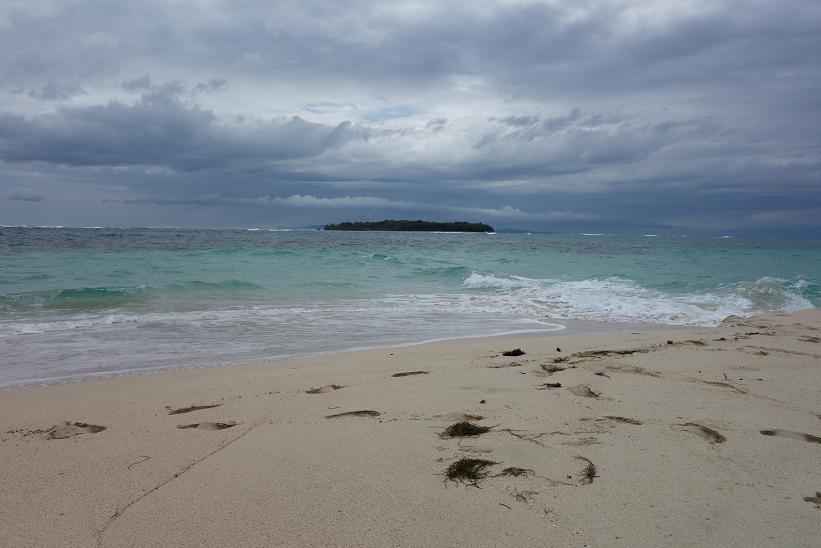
324;220;494;232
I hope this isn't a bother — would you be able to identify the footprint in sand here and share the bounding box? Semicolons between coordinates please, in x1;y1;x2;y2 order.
676;422;726;444
391;371;429;377
305;384;345;394
167;404;221;415
177;422;237;431
325;410;381;419
569;385;601;398
604;416;643;425
700;380;747;394
760;429;821;444
42;421;107;439
487;362;523;369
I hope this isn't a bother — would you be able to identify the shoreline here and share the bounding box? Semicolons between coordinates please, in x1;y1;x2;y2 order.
1;316;682;390
1;310;820;546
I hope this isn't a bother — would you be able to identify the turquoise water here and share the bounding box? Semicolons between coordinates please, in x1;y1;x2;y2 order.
1;227;819;386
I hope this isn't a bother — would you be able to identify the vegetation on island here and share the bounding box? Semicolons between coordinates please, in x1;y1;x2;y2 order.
324;220;494;232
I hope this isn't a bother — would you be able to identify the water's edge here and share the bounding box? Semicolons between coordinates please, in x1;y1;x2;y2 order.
0;317;687;390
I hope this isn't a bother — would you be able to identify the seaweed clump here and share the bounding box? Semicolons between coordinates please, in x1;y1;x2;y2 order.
496;467;534;478
576;456;597;484
502;348;526;356
445;458;498;486
440;421;491;438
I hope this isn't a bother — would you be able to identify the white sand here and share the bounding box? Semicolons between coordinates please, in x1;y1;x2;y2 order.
1;310;820;547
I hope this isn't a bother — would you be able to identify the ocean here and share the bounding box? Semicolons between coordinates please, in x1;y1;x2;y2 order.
1;227;819;387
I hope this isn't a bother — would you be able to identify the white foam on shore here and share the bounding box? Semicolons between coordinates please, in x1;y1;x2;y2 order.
1;272;815;387
462;272;814;326
3;274;812;339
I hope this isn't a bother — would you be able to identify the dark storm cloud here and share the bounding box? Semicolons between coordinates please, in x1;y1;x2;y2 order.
0;84;368;170
0;1;819;234
23;81;87;101
7;192;45;202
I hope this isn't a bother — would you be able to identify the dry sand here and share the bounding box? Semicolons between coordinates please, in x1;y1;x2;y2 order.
1;310;820;547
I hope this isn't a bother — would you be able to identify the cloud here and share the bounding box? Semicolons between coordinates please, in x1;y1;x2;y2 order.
26;81;87;101
745;207;821;227
115;192;600;223
7;192;45;202
120;74;154;92
0;1;819;234
364;105;416;122
192;78;228;94
0;86;368;170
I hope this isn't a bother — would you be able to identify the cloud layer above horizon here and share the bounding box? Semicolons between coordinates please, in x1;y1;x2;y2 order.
1;0;820;234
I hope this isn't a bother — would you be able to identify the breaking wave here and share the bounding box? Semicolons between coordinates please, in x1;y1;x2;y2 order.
0;279;264;311
461;272;814;326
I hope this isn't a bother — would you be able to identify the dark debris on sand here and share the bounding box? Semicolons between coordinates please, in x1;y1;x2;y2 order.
305;384;345;394
445;457;498;486
167;404;221;415
575;456;597;484
440;421;491;438
496;467;535;478
325;410;381;419
502;348;526;356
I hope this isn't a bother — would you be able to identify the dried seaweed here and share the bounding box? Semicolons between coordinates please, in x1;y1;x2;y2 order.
440;421;491;438
575;456;597;484
305;384;344;394
605;416;643;425
502;348;526;356
445;458;498;485
167;404;221;415
496;467;535;478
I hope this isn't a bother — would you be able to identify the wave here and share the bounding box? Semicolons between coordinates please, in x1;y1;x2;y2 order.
0;297;557;337
412;265;472;280
0;279;264;311
0;286;146;310
15;272;811;338
461;272;815;326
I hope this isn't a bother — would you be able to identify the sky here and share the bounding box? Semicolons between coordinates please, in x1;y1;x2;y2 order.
1;0;820;235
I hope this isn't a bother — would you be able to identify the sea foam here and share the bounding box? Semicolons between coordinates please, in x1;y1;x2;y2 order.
462;272;814;326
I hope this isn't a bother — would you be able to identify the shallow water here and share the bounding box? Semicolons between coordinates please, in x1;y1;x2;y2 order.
1;227;818;386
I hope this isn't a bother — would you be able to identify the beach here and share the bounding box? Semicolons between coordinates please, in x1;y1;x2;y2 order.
1;309;819;547
4;1;821;545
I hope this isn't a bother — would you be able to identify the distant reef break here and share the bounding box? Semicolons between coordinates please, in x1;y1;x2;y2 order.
324;220;495;232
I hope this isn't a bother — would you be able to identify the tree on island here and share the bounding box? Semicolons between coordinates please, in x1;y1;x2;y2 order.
324;220;494;232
